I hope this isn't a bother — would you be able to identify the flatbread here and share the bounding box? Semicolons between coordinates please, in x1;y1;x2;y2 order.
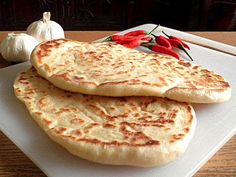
14;68;196;167
30;39;231;103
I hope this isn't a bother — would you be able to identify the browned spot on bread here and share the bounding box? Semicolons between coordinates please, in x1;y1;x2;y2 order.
25;90;35;94
159;112;167;118
54;127;67;134
116;71;129;75
131;132;151;143
84;51;96;55
121;121;165;128
44;64;52;72
56;107;76;116
220;81;230;88
23;96;30;99
70;118;85;124
192;65;199;70
172;134;185;140
35;112;42;116
18;76;29;84
55;73;71;81
187;105;192;113
169;133;186;143
168;109;178;119
103;123;116;128
188;115;193;123
60;108;71;112
134;113;141;117
201;69;211;73
88;104;107;117
19;77;26;80
73;76;84;81
107;113;129;122
178;61;191;67
159;77;167;84
139;117;174;124
43;119;52;126
84;123;100;133
119;123;160;146
137;115;152;121
183;127;189;133
15;88;21;93
37;50;48;64
73;129;82;136
38;98;47;107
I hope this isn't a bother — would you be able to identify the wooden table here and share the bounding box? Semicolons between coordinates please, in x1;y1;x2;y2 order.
0;31;236;177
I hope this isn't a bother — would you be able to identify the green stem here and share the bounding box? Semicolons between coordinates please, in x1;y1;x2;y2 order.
150;34;157;43
147;24;160;35
179;44;193;61
102;36;112;42
151;34;157;38
162;31;171;38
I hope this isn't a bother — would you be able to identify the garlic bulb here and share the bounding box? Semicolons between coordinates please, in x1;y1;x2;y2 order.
27;12;65;42
0;33;39;62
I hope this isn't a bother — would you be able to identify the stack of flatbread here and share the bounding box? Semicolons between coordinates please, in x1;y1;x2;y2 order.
14;39;231;167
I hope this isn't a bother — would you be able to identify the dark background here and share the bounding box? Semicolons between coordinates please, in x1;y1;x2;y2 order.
0;0;235;31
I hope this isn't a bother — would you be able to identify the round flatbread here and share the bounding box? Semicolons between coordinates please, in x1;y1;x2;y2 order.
31;39;182;97
31;39;231;103
14;68;196;167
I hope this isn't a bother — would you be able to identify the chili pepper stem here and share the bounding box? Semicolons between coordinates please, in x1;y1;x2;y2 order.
147;24;160;35
102;36;112;42
179;44;194;61
162;31;171;38
150;34;157;42
151;34;157;38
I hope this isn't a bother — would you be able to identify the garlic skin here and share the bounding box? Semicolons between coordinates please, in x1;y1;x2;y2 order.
0;33;39;62
27;12;65;42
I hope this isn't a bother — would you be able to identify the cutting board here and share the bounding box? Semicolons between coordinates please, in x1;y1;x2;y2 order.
1;24;236;177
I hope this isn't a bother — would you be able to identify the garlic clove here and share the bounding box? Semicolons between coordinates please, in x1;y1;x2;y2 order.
26;12;65;42
0;33;39;62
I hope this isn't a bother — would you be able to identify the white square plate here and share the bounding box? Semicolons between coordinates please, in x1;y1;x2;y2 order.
1;24;236;177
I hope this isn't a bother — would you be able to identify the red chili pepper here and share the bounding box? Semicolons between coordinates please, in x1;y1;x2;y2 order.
162;31;190;50
103;35;133;43
125;24;160;36
141;36;153;42
119;39;142;48
111;35;127;41
167;38;193;61
105;34;146;43
179;41;190;50
151;34;172;49
124;30;146;37
116;34;148;47
143;44;179;59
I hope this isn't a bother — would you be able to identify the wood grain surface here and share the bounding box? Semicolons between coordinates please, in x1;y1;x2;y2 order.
0;31;236;177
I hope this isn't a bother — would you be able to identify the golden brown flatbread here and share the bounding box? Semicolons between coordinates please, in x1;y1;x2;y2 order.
14;68;196;167
30;39;231;103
